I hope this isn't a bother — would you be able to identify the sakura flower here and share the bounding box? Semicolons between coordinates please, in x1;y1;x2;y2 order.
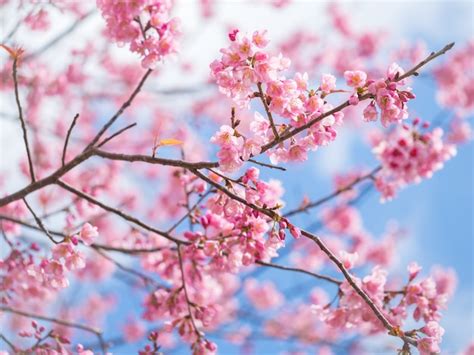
320;73;336;94
79;223;99;246
344;70;367;88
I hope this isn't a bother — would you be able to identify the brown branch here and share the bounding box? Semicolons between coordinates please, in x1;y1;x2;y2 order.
62;113;79;166
12;56;35;182
397;42;455;81
0;214;178;254
84;69;153;151
56;179;186;245
0;306;107;353
92;149;219;170
91;247;164;288
284;166;381;217
0;213;65;237
22;198;62;244
257;82;279;138
0;149;216;208
0;44;452;210
248;158;286;171
97;122;137;148
166;189;212;234
0;334;16;353
256;260;342;285
177;245;202;339
91;243;174;254
0;150;92;208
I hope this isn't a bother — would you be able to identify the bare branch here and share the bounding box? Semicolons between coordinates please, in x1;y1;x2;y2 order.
284;166;381;217
177;245;202;339
56;179;186;245
397;42;455;81
92;149;219;170
12;56;35;182
84;69;153;151
62;113;79;166
91;247;164;288
97;122;137;148
248;158;286;171
256;260;342;285
257;82;279;138
22;198;62;244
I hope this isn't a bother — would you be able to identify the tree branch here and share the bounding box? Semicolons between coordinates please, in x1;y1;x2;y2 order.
256;260;342;285
22;198;62;244
92;149;219;170
84;69;153;151
284;166;381;217
56;179;186;245
12;56;35;182
62;113;79;166
257;82;279;138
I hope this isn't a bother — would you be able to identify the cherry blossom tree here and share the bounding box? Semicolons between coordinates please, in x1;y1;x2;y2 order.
0;1;472;354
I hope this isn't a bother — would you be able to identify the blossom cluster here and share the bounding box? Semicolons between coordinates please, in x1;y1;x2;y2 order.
0;223;98;305
183;167;287;271
96;0;180;68
310;265;455;354
372;120;456;201
139;168;303;353
344;63;416;126
210;30;345;170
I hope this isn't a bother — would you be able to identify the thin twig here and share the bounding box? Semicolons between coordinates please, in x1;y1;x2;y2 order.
167;189;212;234
92;247;163;288
93;149;219;170
397;42;455;81
84;69;153;151
0;334;17;353
22;198;62;244
248;158;286;171
256;260;342;285
56;179;186;245
62;113;79;166
284;166;381;217
12;56;35;182
257;82;279;139
97;122;137;148
177;245;202;339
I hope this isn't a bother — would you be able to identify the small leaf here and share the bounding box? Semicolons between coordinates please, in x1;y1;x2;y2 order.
157;138;183;146
0;44;24;59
